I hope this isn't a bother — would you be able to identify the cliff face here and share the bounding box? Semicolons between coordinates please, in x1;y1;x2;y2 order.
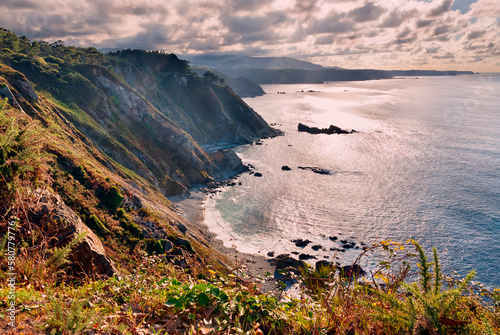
107;50;279;147
0;30;279;279
0;48;278;196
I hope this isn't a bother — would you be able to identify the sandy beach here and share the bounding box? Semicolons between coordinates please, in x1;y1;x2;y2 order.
171;190;280;293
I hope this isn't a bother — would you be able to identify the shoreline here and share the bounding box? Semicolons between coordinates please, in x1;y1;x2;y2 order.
170;189;280;293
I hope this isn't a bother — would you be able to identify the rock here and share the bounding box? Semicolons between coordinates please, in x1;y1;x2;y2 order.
31;190;117;277
297;123;353;135
291;239;311;248
311;245;324;251
343;242;355;249
15;78;38;102
281;165;292;171
339;264;366;278
298;166;330;175
267;251;275;257
177;223;187;234
329;236;338;241
299;253;317;260
254;172;263;177
164;240;173;252
274;255;306;274
208;149;249;177
167;236;194;253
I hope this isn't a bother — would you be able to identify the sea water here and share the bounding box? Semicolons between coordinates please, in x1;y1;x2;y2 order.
204;74;500;287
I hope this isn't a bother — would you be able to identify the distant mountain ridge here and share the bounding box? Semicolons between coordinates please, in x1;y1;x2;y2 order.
181;54;325;71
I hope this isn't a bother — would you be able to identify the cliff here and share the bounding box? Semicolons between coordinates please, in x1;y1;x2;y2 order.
0;28;277;279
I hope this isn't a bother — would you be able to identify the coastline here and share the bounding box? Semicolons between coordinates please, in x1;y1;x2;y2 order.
171;189;280;293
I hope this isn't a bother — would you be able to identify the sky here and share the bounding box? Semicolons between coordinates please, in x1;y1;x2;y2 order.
1;0;499;72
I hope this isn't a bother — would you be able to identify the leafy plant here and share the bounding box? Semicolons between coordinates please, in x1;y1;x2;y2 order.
47;231;87;272
0;97;49;212
45;295;102;334
370;241;477;334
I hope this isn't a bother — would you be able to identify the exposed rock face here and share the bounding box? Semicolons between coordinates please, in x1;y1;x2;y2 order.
0;83;23;112
31;191;117;277
298;123;354;135
208;149;249;178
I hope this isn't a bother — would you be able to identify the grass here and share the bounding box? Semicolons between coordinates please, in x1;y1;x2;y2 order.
0;238;499;334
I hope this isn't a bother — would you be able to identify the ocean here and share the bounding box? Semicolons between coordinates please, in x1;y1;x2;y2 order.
204;74;500;287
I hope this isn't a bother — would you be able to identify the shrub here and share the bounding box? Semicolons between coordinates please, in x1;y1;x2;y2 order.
0;98;49;214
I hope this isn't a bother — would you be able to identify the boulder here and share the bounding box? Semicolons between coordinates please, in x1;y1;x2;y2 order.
274;255;306;274
254;172;263;177
291;239;311;248
31;191;117;277
299;253;317;260
281;165;292;171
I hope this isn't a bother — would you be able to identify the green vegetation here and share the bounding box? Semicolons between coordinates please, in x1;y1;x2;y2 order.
1;239;499;334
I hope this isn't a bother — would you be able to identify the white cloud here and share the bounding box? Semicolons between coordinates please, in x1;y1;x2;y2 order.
0;0;498;71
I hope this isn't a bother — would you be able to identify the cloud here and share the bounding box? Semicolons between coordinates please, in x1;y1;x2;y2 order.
433;51;455;58
348;2;387;23
428;0;454;17
466;30;486;39
0;0;498;72
469;0;500;17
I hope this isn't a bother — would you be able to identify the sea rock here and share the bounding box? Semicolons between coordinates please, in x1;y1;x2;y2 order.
297;123;353;135
274;255;306;274
31;190;117;277
254;172;263;177
299;253;317;260
298;166;330;175
291;239;311;247
281;165;292;171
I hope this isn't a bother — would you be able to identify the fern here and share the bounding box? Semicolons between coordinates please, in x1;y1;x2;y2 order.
47;231;87;270
432;247;441;296
46;295;101;334
414;241;431;294
371;242;477;334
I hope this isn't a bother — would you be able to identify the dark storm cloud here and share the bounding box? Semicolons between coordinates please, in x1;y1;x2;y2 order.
428;0;454;17
348;2;387;23
466;30;486;39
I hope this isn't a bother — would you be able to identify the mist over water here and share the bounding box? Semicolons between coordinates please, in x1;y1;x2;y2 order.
204;75;500;287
